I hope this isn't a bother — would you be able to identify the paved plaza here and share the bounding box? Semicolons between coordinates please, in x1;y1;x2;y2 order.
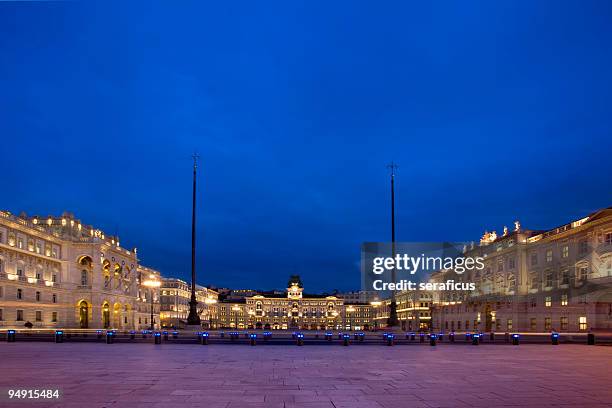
0;343;611;408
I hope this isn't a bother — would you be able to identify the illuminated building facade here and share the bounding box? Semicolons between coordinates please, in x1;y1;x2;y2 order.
159;278;218;328
0;211;161;330
372;291;433;331
429;207;612;332
217;275;372;330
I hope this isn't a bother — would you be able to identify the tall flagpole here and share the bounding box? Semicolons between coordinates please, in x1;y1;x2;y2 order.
187;153;201;326
387;162;399;327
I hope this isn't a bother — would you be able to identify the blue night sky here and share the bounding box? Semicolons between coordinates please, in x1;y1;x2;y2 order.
1;2;611;292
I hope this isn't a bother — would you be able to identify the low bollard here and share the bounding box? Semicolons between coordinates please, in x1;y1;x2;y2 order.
296;333;304;346
219;331;225;338
97;330;103;340
587;333;595;345
142;330;147;339
472;333;480;345
230;332;237;341
325;332;333;341
410;332;416;341
7;329;16;342
130;330;135;340
358;332;365;342
338;332;344;340
419;332;425;343
405;332;411;340
354;333;360;341
263;331;271;342
465;332;472;342
163;331;169;341
250;333;257;346
430;333;437;346
386;333;395;346
106;331;114;344
200;332;209;345
449;332;455;342
511;333;520;345
438;333;443;342
342;333;350;346
172;331;178;339
490;332;495;342
551;332;559;345
154;332;162;344
55;330;64;343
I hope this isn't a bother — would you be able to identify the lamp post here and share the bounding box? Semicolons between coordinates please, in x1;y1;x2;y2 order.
143;276;161;330
387;162;399;327
232;305;240;329
370;301;381;331
187;154;202;326
248;309;255;329
205;297;217;329
346;306;355;331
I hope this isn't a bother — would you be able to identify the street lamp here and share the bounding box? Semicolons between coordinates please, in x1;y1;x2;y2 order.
232;305;240;329
370;301;381;331
247;309;255;329
143;275;161;330
346;306;355;331
205;297;217;329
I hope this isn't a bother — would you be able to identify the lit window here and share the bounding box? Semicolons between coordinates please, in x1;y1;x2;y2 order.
562;246;569;258
544;317;551;330
560;316;568;330
507;319;513;330
546;250;552;263
579;316;587;331
545;296;551;307
561;294;568;306
530;318;537;330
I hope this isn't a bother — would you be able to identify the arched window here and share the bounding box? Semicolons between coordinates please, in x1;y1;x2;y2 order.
102;302;110;328
79;300;89;328
78;256;93;268
81;270;88;285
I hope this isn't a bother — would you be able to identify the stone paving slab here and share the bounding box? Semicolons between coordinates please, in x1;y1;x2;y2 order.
0;343;610;408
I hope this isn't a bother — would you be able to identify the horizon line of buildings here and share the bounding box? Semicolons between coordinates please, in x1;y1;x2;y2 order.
1;207;611;332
